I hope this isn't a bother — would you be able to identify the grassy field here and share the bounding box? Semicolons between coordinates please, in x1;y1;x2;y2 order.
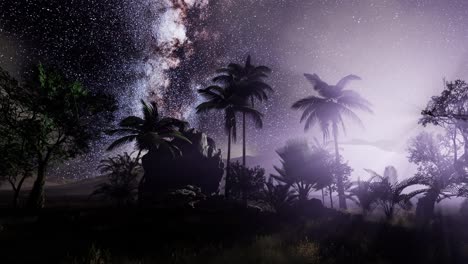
1;203;468;264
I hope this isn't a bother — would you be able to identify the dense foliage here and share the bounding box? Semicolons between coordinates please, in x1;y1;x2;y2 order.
0;65;116;208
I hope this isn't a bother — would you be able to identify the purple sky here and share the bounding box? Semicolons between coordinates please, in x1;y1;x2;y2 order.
2;0;468;177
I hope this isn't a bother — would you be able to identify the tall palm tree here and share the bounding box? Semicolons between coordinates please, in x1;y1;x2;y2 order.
292;73;373;209
196;85;263;199
213;55;272;166
107;100;190;158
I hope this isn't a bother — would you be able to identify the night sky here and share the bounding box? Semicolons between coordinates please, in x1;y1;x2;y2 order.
2;0;468;178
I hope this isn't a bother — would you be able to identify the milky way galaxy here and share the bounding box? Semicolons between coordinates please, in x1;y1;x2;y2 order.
3;0;468;178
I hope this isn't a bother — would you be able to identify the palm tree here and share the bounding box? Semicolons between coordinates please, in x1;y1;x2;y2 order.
272;139;333;202
107;100;190;158
263;178;296;213
345;176;381;215
292;73;373;209
213;55;272;166
365;168;426;220
196;85;263;199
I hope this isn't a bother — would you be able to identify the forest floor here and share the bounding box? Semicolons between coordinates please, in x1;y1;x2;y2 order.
0;178;467;263
0;203;468;264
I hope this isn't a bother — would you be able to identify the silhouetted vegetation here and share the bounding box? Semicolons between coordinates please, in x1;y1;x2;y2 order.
4;56;468;263
272;139;333;203
107;100;190;157
228;161;266;202
196;72;263;199
213;55;273;167
292;73;373;209
365;168;425;220
0;65;117;208
140;128;224;204
92;152;142;206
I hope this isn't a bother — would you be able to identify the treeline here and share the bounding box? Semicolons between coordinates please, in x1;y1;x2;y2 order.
2;57;468;224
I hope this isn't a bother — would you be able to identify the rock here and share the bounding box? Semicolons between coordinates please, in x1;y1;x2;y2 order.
156;185;206;208
139;129;224;204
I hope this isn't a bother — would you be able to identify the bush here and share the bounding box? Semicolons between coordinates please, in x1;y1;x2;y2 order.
229;162;266;202
92;152;141;206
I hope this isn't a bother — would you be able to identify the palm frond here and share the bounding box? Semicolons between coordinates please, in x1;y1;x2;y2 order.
119;116;144;128
338;90;373;113
106;128;140;136
196;101;218;113
141;99;158;123
335;74;361;89
197;87;224;101
254;65;272;74
212;75;233;84
107;135;137;151
291;96;326;110
304;73;327;89
335;104;365;129
159;130;192;144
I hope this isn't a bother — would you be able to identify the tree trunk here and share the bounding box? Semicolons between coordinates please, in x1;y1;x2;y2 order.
415;191;438;224
11;175;28;208
225;127;232;199
386;206;394;221
453;129;458;164
333;123;347;209
9;181;19;208
27;163;46;209
242;112;246;167
328;185;334;209
13;190;20;208
136;149;142;161
321;189;325;205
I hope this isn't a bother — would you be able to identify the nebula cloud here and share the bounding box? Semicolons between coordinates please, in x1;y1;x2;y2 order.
135;0;211;117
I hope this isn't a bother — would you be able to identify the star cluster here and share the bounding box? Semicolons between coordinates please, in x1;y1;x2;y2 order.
3;0;468;178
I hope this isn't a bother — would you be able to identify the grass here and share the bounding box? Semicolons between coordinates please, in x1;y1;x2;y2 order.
1;206;467;263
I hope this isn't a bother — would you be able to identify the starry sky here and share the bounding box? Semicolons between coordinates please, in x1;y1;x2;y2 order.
2;0;468;178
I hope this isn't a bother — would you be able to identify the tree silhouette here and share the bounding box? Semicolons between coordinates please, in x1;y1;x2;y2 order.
213;55;272;166
196;84;262;199
263;178;296;213
92;152;142;206
420;79;468;178
229;161;266;203
0;67;36;207
272;139;333;202
365;167;425;220
345;175;382;215
310;137;332;205
408;131;459;221
0;64;117;208
107;100;190;158
292;73;372;209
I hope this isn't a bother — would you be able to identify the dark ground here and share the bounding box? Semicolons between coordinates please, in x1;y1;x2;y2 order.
1;199;468;264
